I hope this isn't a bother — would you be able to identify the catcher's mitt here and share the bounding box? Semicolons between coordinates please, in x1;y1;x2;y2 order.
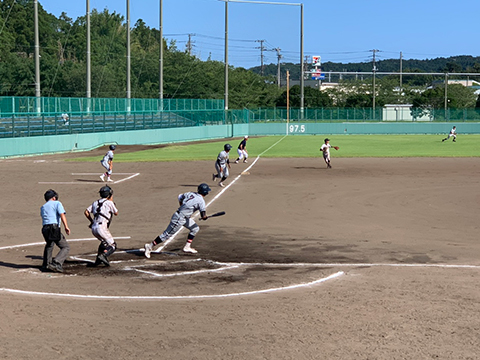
333;146;339;150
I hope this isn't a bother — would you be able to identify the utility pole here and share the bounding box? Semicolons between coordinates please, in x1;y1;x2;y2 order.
34;0;40;112
274;47;282;87
370;49;379;115
255;39;266;75
126;0;131;108
399;51;403;90
186;33;195;56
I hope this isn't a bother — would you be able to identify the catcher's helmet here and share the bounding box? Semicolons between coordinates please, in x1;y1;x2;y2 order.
197;183;211;196
44;189;58;201
224;143;232;151
99;185;113;198
109;144;116;151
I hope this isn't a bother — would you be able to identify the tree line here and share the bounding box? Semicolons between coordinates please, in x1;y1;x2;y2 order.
0;1;479;110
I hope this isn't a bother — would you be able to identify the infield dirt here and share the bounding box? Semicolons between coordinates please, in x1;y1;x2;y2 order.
1;149;480;359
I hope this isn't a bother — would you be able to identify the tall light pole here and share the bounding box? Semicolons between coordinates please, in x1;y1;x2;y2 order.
159;0;163;104
370;49;379;116
86;0;91;110
300;3;304;117
224;0;229;110
34;0;41;112
126;0;131;109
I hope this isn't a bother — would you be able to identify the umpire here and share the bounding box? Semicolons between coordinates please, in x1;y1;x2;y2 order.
40;189;71;273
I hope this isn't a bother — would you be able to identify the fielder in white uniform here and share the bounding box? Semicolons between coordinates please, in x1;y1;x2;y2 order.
100;145;116;182
442;126;457;142
234;136;248;163
84;186;119;266
319;138;339;169
212;144;232;187
144;183;211;257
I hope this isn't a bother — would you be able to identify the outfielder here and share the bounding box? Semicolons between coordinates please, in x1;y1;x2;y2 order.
442;126;457;142
320;138;339;169
84;186;119;266
212;143;232;187
234;136;248;163
144;183;211;257
100;144;116;182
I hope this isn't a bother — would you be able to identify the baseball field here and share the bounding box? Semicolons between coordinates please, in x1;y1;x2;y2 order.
1;134;480;359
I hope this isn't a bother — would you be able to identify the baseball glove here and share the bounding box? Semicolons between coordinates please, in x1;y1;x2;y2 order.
334;146;339;150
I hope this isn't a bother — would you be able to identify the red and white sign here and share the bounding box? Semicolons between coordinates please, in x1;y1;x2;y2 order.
312;56;321;67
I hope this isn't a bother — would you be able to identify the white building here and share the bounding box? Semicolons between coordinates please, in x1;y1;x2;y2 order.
382;104;432;121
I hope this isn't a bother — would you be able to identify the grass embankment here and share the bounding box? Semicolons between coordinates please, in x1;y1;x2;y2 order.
68;134;480;162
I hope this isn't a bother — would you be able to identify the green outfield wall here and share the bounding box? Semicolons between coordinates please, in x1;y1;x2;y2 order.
2;122;480;158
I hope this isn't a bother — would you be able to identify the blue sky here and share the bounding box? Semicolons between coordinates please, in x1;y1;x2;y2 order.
39;0;480;69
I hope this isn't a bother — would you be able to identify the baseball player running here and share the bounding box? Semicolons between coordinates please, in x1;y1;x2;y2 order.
144;183;211;257
442;126;457;142
234;136;248;163
100;145;116;182
212;144;232;187
320;138;339;169
84;186;119;266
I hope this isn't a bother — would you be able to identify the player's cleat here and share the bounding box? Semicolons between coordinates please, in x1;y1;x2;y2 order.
183;245;198;254
235;160;239;164
97;253;110;266
218;182;224;187
453;140;456;142
442;139;445;142
144;243;152;259
107;177;113;182
243;159;248;163
46;262;63;273
212;173;216;182
100;174;105;181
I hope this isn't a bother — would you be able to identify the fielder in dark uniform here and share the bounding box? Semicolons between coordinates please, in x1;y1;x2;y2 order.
40;189;70;273
234;136;248;163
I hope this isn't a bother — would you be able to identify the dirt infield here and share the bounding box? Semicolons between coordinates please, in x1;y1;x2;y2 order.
1;152;480;359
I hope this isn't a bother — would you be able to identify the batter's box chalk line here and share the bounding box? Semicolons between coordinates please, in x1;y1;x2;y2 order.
0;237;345;300
38;172;140;185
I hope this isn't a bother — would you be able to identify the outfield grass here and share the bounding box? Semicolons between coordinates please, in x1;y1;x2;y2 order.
69;134;480;162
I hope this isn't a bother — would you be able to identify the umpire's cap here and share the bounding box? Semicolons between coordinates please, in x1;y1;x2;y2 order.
197;183;211;196
44;189;58;201
99;185;113;198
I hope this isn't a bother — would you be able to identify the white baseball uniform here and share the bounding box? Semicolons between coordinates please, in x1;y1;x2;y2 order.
320;143;331;162
86;198;118;246
101;150;114;175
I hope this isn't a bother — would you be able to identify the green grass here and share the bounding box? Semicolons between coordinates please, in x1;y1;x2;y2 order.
68;134;480;162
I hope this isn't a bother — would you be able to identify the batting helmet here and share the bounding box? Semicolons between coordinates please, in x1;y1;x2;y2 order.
109;144;116;151
224;144;232;151
44;189;58;201
99;185;113;198
197;183;211;196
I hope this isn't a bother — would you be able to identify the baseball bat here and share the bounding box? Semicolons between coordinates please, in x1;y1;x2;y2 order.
206;211;226;219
